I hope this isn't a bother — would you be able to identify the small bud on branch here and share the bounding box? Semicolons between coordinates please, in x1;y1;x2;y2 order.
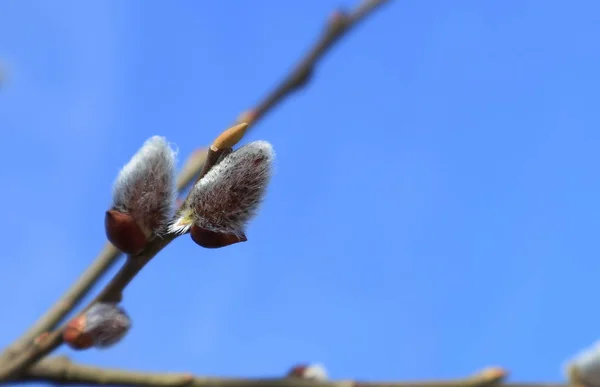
63;303;131;350
286;363;328;381
107;136;177;254
212;122;249;151
170;140;274;248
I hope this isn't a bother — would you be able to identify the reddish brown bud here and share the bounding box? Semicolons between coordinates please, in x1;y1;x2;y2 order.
63;315;94;350
105;210;148;254
190;225;247;249
287;365;307;378
286;363;328;381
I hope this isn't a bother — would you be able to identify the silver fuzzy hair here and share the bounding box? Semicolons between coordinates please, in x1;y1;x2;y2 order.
171;140;274;235
84;303;131;349
302;364;328;381
112;136;178;236
564;340;600;387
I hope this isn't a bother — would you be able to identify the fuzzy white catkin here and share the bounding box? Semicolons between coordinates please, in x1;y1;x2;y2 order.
170;140;274;235
302;364;328;381
563;341;600;387
84;303;131;348
112;136;178;236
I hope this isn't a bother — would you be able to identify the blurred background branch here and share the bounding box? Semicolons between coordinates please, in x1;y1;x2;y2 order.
8;357;515;387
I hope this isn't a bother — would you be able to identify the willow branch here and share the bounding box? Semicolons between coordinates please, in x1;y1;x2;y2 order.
0;150;207;363
247;0;391;126
0;234;177;380
7;357;522;387
0;0;391;381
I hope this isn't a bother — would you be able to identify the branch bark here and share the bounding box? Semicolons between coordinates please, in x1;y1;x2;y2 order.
8;357;521;387
0;152;206;362
247;0;391;127
1;145;210;363
0;0;392;382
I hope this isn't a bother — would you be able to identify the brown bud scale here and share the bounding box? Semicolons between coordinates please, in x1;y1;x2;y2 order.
190;225;247;248
63;315;94;350
105;210;148;254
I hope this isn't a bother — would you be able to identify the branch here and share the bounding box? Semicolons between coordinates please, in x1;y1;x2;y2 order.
0;235;176;380
9;357;523;387
245;0;391;127
0;149;208;361
0;0;391;381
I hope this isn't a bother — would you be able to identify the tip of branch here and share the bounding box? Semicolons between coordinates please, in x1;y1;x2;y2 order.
329;10;348;24
212;122;249;151
237;109;258;126
327;9;349;35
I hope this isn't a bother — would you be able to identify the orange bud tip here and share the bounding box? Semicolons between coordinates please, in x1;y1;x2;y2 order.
105;210;148;254
63;315;93;350
190;225;247;248
212;122;249;150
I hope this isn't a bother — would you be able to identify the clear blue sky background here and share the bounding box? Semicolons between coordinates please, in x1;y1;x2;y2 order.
1;1;600;385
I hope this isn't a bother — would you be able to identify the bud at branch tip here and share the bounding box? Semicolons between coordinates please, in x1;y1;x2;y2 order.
212;122;248;151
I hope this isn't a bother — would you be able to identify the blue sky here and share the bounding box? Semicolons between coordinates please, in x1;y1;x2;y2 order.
1;0;600;385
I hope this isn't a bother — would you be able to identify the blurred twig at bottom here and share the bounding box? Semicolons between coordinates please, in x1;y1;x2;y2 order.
6;357;531;387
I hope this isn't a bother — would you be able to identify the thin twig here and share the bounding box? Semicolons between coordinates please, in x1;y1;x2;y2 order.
0;0;391;381
0;235;176;380
0;150;207;362
7;357;520;387
248;0;391;126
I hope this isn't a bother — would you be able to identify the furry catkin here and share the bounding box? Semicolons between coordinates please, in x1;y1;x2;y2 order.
170;140;274;236
564;341;600;387
112;136;177;236
64;303;131;350
287;364;328;381
84;303;131;348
